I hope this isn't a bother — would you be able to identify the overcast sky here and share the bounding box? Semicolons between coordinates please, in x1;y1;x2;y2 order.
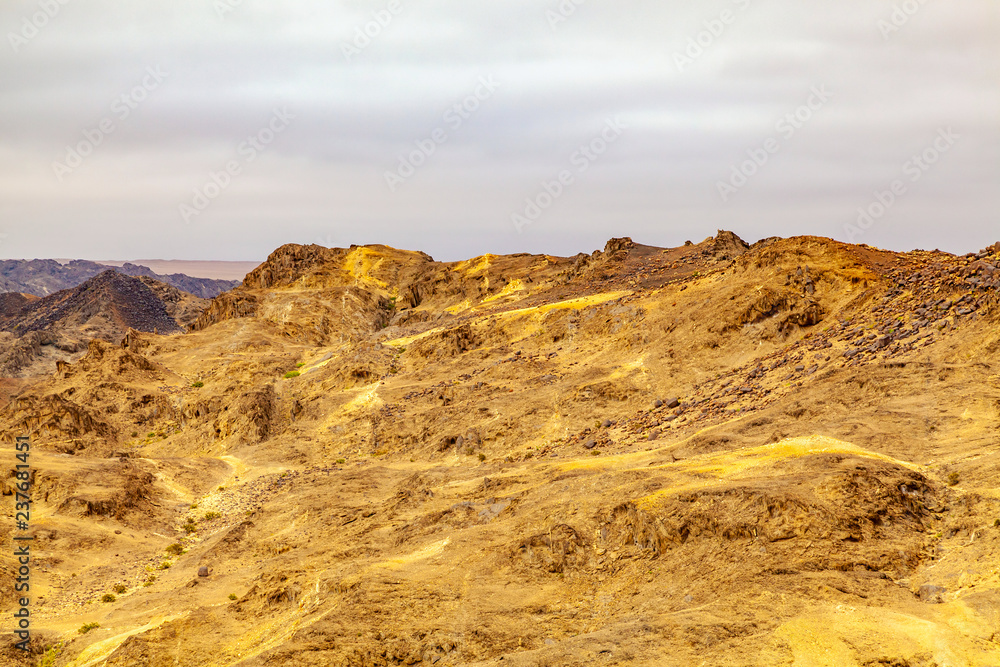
0;1;997;262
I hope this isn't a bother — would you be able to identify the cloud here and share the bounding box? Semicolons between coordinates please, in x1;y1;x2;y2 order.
0;0;997;261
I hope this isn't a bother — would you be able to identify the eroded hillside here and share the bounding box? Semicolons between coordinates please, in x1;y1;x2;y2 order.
2;233;1000;666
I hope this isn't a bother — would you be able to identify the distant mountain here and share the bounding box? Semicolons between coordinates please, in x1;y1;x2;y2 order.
0;270;208;377
0;259;239;298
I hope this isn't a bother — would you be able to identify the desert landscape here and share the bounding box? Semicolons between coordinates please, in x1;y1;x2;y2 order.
1;232;999;666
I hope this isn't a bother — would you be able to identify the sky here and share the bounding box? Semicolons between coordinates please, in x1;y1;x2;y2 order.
0;0;997;262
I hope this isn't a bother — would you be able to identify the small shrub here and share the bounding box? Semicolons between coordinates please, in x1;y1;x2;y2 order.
101;594;116;603
113;583;127;594
203;511;221;521
158;561;171;570
130;431;138;438
145;574;157;584
78;622;100;634
183;523;197;534
284;371;301;379
38;644;63;667
190;503;198;509
336;458;346;464
478;453;486;462
228;593;238;601
165;544;185;556
192;381;204;388
217;486;226;492
296;362;305;368
994;519;1000;528
147;432;155;438
947;472;960;486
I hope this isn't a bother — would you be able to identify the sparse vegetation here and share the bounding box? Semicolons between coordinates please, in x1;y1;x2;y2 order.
38;643;64;667
78;622;100;634
336;458;346;464
284;371;301;379
203;511;221;521
296;362;305;368
165;543;185;556
192;381;204;388
228;593;238;600
113;583;127;594
158;561;171;570
101;593;116;603
478;453;486;462
948;472;961;486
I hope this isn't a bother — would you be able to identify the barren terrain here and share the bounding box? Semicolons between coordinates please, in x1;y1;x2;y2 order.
2;232;1000;666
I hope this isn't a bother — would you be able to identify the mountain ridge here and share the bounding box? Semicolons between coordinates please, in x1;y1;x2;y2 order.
1;232;999;666
0;259;239;298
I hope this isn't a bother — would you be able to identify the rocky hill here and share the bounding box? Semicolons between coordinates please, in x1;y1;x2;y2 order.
1;233;999;666
0;259;239;298
0;271;208;378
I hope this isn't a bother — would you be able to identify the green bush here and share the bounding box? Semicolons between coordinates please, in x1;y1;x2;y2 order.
336;458;346;464
165;544;185;556
78;622;100;634
228;593;238;601
158;561;171;570
192;381;204;388
203;511;221;521
478;453;486;462
296;362;305;368
38;644;63;667
284;371;301;379
947;472;960;486
101;593;116;603
113;583;127;594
